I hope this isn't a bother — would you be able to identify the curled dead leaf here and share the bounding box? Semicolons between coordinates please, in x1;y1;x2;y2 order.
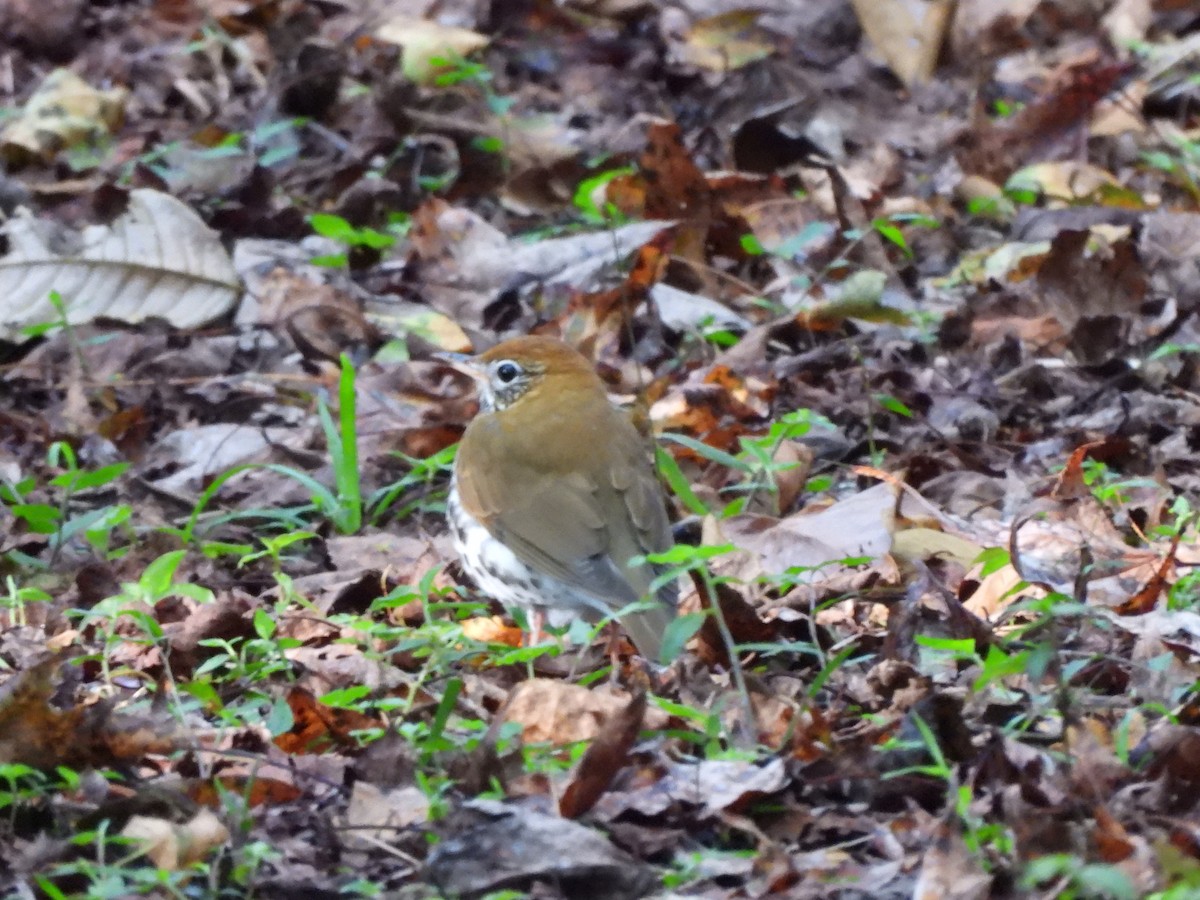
560;690;646;819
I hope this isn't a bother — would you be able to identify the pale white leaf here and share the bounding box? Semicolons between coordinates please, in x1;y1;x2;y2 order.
0;189;241;341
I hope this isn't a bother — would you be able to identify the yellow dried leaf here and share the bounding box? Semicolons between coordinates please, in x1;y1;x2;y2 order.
376;17;489;84
1;69;127;164
673;10;776;72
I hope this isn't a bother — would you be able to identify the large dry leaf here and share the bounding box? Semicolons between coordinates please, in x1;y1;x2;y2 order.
410;199;674;328
0;189;241;341
651;282;750;332
593;756;788;819
340;782;430;849
426;799;654;898
0;655;184;769
411;199;673;289
503;680;666;745
911;826;993;899
147;424;292;493
560;690;646;819
717;481;899;582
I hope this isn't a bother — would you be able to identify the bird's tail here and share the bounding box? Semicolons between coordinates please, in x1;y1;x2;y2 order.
619;578;680;663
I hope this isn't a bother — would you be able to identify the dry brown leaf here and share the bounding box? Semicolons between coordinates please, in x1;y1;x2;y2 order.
1093;804;1136;863
274;687;383;754
716;481;898;582
426;800;654;896
911;823;992;899
121;809;230;869
186;775;303;809
339;782;430;849
593;756;787;819
0;655;184;769
409;198;672;328
459;616;524;647
638;121;711;268
503;680;666;745
958;55;1132;181
559;690;646;818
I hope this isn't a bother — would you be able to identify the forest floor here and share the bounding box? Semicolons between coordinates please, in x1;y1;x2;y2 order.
3;1;1200;898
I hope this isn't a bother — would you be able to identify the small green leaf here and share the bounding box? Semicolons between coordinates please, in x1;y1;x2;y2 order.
11;503;61;533
430;678;462;740
975;546;1010;577
321;685;372;708
972;644;1030;692
875;393;913;417
253;608;276;640
872;220;910;257
659;612;706;663
740;233;765;255
265;695;294;736
472;135;504;154
660;433;747;471
573;167;635;222
181;680;222;710
54;465;130;494
141;550;186;596
915;635;976;658
310;213;356;241
655;446;708;516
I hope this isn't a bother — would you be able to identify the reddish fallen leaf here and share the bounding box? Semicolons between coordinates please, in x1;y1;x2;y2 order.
690;573;779;668
1092;804;1135;863
186;775;303;808
274;687;383;754
97;404;152;459
568;229;671;330
1168;823;1200;860
639;120;709;223
959;54;1133;180
1115;534;1180;616
789;704;834;762
459;615;523;647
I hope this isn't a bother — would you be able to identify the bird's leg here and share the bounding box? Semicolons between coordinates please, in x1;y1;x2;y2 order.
525;608;547;647
603;622;624;683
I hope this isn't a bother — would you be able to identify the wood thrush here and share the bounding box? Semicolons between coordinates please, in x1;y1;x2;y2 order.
444;336;678;660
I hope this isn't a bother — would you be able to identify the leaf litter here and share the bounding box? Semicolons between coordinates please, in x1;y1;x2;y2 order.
2;0;1200;897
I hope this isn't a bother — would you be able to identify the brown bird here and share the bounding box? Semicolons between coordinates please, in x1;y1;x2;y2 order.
444;336;678;661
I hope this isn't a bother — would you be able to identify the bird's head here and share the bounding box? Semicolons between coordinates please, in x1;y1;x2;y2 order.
440;336;604;413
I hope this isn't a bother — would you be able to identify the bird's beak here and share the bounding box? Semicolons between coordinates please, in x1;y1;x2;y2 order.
434;351;486;383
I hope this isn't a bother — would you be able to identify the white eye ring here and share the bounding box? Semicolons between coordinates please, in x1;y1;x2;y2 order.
494;361;521;384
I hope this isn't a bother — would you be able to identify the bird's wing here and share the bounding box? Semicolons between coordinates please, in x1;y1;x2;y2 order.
500;471;641;608
456;419;636;607
608;454;677;596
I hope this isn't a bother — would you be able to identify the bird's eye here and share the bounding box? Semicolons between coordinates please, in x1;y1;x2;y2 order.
495;361;521;384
